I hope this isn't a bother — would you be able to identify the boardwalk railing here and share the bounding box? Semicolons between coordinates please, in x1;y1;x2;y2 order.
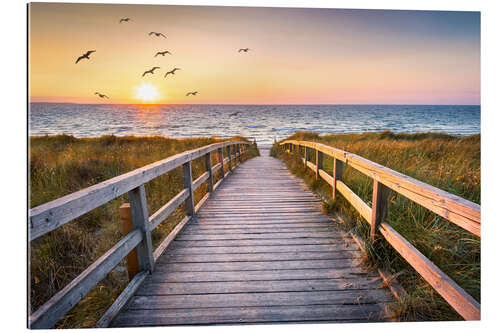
28;140;251;329
280;140;480;321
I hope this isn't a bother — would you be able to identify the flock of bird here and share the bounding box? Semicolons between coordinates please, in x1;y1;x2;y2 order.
75;17;252;101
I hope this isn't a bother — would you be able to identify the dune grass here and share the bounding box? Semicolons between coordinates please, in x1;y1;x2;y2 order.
270;131;480;321
29;134;259;328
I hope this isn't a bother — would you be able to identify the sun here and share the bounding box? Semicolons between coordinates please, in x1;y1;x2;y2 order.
135;82;160;103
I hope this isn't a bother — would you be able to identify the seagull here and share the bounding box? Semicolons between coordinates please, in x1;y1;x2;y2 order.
119;18;131;23
149;31;167;38
155;50;172;57
142;67;160;77
75;50;96;64
186;91;198;96
164;68;181;77
95;92;109;99
238;48;250;53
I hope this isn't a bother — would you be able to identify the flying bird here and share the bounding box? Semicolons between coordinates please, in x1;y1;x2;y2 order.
119;18;131;23
186;91;198;96
142;67;160;77
238;48;250;53
149;31;167;38
95;92;109;99
75;50;96;64
164;68;181;77
155;50;172;57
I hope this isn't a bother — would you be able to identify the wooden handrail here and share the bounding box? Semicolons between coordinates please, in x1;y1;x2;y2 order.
280;140;480;320
29;140;251;328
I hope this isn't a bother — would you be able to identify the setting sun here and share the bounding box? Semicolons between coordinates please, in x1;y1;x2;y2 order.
135;83;159;103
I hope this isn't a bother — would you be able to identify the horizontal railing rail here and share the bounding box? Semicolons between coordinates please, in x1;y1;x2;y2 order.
280;140;480;321
29;140;251;329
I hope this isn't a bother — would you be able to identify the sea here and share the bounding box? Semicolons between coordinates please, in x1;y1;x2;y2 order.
29;104;480;145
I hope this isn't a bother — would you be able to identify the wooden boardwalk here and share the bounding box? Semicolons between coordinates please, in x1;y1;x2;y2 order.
111;147;394;326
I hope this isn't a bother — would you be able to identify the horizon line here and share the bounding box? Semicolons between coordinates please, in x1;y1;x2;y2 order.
29;102;481;106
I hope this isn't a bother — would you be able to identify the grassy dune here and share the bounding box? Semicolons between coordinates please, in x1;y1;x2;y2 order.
271;131;480;321
29;134;259;328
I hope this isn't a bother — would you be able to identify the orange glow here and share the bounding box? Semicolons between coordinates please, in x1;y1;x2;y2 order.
134;83;160;103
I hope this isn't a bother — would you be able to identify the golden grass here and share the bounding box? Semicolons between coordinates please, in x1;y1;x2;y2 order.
271;131;480;321
29;134;259;328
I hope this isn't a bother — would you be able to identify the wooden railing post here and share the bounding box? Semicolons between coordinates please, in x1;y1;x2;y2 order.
226;145;232;171
119;204;140;281
204;152;213;192
218;147;224;179
316;150;323;180
370;180;391;240
305;147;310;168
182;161;195;216
232;144;236;166
332;158;344;200
127;185;155;273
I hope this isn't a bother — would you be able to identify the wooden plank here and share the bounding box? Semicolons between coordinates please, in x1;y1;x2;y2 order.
371;180;391;240
112;303;390;326
182;161;195;217
217;147;224;179
166;243;357;255
95;270;148;328
149;189;189;230
333;158;344;199
378;222;480;320
137;276;383;295
29;140;249;241
126;289;392;310
154;258;362;272
174;231;341;241
160;251;361;264
192;171;209;191
204;152;213;192
179;226;335;235
29;230;143;329
171;237;346;247
336;180;372;223
153;216;191;262
316;149;323;180
128;185;155;273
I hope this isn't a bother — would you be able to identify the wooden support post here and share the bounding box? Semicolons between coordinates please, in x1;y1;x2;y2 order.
127;185;154;273
182;161;195;216
305;147;310;168
226;145;232;171
316;150;323;180
370;180;391;241
237;144;241;162
232;144;236;166
119;203;139;281
218;147;224;179
204;152;213;192
332;158;344;200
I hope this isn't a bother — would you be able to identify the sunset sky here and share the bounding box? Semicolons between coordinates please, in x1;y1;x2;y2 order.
29;3;480;105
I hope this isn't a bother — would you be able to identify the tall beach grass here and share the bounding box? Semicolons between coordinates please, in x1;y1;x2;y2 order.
29;134;259;328
270;131;480;321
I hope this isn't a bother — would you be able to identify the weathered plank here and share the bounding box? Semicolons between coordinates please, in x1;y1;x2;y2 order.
149;189;189;230
137;276;382;295
95;270;148;328
126;289;392;310
112;303;390;326
29;230;143;329
378;222;480;320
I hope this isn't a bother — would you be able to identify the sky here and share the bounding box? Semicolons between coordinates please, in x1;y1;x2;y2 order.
29;3;480;105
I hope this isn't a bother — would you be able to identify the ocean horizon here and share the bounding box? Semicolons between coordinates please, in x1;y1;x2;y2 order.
29;103;480;144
